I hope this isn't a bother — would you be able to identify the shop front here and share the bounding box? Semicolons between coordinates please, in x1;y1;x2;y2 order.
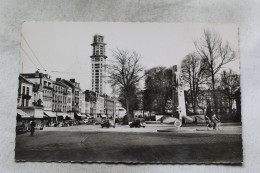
43;111;57;126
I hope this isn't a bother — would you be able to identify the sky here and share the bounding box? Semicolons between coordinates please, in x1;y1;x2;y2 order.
19;22;239;94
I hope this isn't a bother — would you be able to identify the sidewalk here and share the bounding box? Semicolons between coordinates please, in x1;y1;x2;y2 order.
181;122;242;127
40;123;241;134
157;125;242;134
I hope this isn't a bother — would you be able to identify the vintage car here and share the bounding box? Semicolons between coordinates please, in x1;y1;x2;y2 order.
83;118;89;124
16;121;28;134
129;118;146;128
16;125;27;134
101;119;115;128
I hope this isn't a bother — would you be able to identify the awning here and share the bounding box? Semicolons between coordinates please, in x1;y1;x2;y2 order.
76;113;86;118
57;113;65;118
44;111;57;118
101;114;107;118
57;113;72;119
17;109;30;118
81;114;87;118
65;114;72;119
76;113;82;117
57;112;64;117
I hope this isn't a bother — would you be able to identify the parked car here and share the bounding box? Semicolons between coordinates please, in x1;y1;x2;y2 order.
88;117;95;124
129;118;146;128
83;118;89;124
16;125;27;134
101;119;115;128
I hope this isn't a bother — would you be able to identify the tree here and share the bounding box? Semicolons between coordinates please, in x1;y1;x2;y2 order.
181;52;208;114
194;29;236;114
118;84;140;118
144;66;174;115
219;69;240;114
107;49;144;122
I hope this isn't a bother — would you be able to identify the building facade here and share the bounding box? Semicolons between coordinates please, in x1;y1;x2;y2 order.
84;90;97;116
90;34;107;95
52;80;70;113
79;91;85;114
21;71;53;112
104;96;116;117
115;100;126;118
61;79;81;113
96;94;105;118
18;75;34;108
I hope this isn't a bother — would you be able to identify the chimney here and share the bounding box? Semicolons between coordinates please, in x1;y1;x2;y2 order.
56;78;61;82
70;79;75;83
35;70;39;78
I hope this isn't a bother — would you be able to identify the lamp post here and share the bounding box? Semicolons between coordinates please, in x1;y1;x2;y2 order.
56;109;58;124
113;99;115;125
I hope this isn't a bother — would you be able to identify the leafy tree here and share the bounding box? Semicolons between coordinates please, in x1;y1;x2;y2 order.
144;66;174;115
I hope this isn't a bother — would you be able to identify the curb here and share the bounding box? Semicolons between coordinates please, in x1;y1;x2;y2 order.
157;128;196;132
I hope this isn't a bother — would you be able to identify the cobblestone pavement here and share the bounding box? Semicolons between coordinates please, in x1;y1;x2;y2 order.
16;124;242;163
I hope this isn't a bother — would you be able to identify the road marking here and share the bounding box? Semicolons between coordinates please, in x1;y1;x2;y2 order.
80;135;88;144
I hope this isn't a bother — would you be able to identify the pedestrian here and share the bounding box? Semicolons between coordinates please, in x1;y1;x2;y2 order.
194;117;197;125
205;100;216;129
30;120;36;136
24;120;29;132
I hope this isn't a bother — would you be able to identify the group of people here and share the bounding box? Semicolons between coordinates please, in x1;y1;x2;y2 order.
18;119;39;136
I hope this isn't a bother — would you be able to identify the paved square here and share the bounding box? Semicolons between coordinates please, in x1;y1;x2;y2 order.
16;124;242;163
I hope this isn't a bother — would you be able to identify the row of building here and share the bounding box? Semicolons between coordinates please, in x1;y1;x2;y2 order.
17;70;125;124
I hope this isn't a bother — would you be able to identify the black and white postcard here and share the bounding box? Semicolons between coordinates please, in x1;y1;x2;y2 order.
15;22;242;164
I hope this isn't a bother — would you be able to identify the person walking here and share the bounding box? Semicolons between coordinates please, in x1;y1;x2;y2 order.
205;100;216;129
30;120;36;136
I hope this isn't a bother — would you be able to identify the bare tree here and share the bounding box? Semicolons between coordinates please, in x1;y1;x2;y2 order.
181;52;208;114
194;29;236;114
219;69;240;114
107;49;144;122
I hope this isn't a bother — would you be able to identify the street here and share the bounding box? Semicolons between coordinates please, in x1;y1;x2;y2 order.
16;124;242;163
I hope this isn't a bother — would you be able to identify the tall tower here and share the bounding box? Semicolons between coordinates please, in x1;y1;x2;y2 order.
90;34;107;95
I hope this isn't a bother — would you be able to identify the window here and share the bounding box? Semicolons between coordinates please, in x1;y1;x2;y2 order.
26;87;29;95
22;99;24;107
100;45;103;55
95;64;100;68
22;86;25;94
